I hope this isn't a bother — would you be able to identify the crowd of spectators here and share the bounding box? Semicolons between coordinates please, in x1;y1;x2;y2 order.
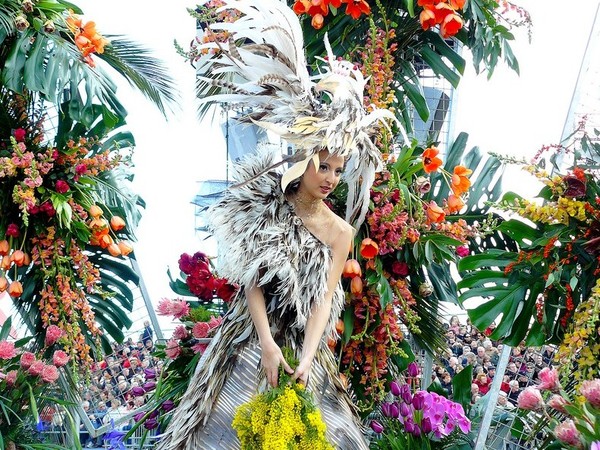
432;315;556;408
78;321;159;447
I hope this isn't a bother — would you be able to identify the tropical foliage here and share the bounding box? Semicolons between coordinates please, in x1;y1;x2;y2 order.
0;0;177;365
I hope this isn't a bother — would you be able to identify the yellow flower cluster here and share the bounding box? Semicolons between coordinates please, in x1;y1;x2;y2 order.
555;278;600;392
517;197;588;225
232;384;333;450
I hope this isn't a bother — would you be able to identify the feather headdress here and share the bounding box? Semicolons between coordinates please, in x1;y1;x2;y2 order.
195;0;407;225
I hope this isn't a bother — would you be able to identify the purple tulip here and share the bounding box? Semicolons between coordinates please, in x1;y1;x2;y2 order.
407;362;420;377
389;402;400;419
143;381;156;392
404;419;415;434
412;424;422;437
161;400;175;412
131;386;145;397
381;402;392;417
400;384;413;404
144;368;157;379
412;391;427;410
149;409;160;419
370;420;384;434
390;380;402;397
399;402;411;417
144;417;159;430
421;417;433;434
133;412;146;422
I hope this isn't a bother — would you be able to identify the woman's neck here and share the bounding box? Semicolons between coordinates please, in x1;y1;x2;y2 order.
289;191;324;219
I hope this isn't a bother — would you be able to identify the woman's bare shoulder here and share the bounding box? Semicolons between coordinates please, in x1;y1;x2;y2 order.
325;209;354;250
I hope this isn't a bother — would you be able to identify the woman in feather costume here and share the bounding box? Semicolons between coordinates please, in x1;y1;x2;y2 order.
157;0;405;448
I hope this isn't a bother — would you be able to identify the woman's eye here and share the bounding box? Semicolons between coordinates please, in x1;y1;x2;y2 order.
319;164;328;171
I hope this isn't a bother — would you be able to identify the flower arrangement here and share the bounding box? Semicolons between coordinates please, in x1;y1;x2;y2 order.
417;0;465;38
516;367;600;449
65;11;109;67
370;362;472;449
0;95;137;366
0;319;71;447
232;347;333;450
332;141;484;411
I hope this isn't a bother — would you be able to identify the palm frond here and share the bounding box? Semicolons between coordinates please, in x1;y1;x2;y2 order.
99;36;180;117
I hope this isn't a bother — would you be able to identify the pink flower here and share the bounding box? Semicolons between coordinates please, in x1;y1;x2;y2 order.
192;322;211;339
391;261;409;277
41;364;59;383
172;325;189;340
6;370;17;386
192;342;208;354
75;163;87;175
28;360;45;376
157;298;173;316
456;246;470;257
170;300;190;319
517;387;544;410
52;350;70;367
164;339;181;359
45;325;64;346
547;394;568;413
5;223;20;238
0;340;17;359
55;180;70;193
14;128;26;142
20;351;36;368
580;379;600;408
554;419;581;447
208;316;222;329
537;367;561;392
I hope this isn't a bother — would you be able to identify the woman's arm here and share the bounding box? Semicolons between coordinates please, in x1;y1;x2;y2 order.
246;283;293;387
293;224;353;383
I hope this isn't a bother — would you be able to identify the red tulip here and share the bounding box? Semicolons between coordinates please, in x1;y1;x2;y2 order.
360;238;379;259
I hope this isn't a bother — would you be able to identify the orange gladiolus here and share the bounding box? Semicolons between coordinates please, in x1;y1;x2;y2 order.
426;201;446;223
440;13;463;38
10;250;25;267
89;204;103;218
451;165;473;195
419;6;437;30
0;276;8;292
110;216;126;232
360;238;379;259
107;243;122;257
0;240;9;256
8;280;23;298
350;276;363;296
342;259;362;278
118;241;133;256
447;194;465;214
422;147;443;174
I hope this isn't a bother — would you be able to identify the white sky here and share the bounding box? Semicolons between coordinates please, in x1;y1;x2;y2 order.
73;0;600;331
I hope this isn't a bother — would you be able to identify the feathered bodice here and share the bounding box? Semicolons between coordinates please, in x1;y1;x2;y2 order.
205;149;344;340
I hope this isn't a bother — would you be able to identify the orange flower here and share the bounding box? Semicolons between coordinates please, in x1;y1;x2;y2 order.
89;204;103;218
107;243;122;257
447;194;465;214
343;259;362;278
350;276;363;296
110;216;126;231
292;0;310;14
440;13;463;38
420;6;437;30
99;234;113;249
0;240;9;256
360;238;379;259
422;147;443;173
1;255;11;270
345;0;371;20
336;319;345;335
118;241;133;256
451;165;472;195
433;2;455;24
448;0;465;9
311;13;324;30
10;250;25;267
426;201;446;223
0;276;7;293
417;0;439;5
8;280;23;298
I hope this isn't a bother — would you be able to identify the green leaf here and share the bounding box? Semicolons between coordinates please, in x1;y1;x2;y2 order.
343;306;354;344
0;316;12;340
419;45;461;88
377;273;394;308
23;34;48;93
2;29;34;92
452;364;473;413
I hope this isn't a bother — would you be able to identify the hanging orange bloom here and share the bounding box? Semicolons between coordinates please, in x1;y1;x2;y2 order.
8;280;23;298
433;2;454;24
451;165;473;195
360;238;379;259
110;216;126;231
118;241;133;256
0;240;9;256
426;201;446;223
311;13;325;29
440;13;463;38
447;194;465;214
448;0;465;10
0;276;8;293
422;147;443;173
350;276;363;296
420;7;437;30
342;259;362;278
344;0;371;20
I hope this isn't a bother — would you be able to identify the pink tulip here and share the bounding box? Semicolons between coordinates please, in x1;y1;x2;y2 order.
537;367;561;392
580;379;600;409
517;387;544;410
554;419;581;447
547;394;568;414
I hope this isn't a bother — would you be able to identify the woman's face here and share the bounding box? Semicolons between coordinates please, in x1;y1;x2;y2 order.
299;150;344;199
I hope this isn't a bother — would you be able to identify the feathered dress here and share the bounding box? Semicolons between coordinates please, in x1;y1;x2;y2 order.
156;151;369;450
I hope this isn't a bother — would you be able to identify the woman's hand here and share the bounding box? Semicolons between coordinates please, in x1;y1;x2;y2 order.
293;356;313;385
261;339;294;387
